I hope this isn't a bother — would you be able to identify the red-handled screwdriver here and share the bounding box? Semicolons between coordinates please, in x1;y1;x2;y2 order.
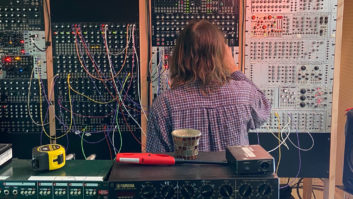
116;153;228;165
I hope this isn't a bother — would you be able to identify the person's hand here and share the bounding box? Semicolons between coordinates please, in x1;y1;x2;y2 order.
224;44;240;73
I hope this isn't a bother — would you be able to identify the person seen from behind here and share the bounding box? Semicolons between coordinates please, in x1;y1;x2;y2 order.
146;20;271;152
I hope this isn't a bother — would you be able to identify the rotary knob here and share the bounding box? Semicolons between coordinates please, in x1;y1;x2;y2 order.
239;184;252;197
219;184;233;197
161;185;175;198
140;185;155;199
200;185;213;197
180;185;194;198
300;102;306;107
258;184;272;196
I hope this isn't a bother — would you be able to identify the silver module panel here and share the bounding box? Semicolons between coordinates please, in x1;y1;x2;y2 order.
244;0;337;133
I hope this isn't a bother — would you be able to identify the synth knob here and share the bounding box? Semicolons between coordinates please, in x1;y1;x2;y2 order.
258;184;272;196
180;185;194;198
239;184;252;197
140;185;155;199
161;185;175;199
200;184;213;197
219;184;233;197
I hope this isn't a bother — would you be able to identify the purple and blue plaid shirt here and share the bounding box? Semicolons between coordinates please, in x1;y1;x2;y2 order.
146;71;271;152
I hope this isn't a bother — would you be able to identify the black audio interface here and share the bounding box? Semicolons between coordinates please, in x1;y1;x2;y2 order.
0;158;112;199
226;145;275;176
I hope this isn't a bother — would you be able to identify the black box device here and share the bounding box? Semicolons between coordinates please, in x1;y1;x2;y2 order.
109;151;279;199
226;144;275;175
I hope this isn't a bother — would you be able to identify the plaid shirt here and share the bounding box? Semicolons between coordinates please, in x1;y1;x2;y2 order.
146;71;271;152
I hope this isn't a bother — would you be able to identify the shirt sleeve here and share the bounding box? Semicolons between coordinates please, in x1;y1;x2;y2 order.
146;98;173;153
231;71;271;129
248;86;271;129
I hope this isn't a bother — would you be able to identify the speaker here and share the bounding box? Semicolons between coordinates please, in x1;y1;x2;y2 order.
343;109;353;192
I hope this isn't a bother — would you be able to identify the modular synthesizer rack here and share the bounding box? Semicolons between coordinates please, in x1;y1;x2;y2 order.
49;0;142;158
1;0;143;159
244;0;337;177
244;0;336;133
52;22;140;141
0;0;48;134
0;0;337;179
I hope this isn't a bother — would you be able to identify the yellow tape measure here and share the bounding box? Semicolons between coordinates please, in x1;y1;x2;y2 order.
32;144;66;171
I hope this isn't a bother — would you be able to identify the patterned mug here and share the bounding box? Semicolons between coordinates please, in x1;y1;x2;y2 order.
172;129;201;160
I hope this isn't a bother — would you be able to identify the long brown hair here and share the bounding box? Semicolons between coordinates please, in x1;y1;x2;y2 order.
169;20;231;92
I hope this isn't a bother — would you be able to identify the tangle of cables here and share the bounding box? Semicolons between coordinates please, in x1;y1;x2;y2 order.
30;23;146;159
261;113;315;177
